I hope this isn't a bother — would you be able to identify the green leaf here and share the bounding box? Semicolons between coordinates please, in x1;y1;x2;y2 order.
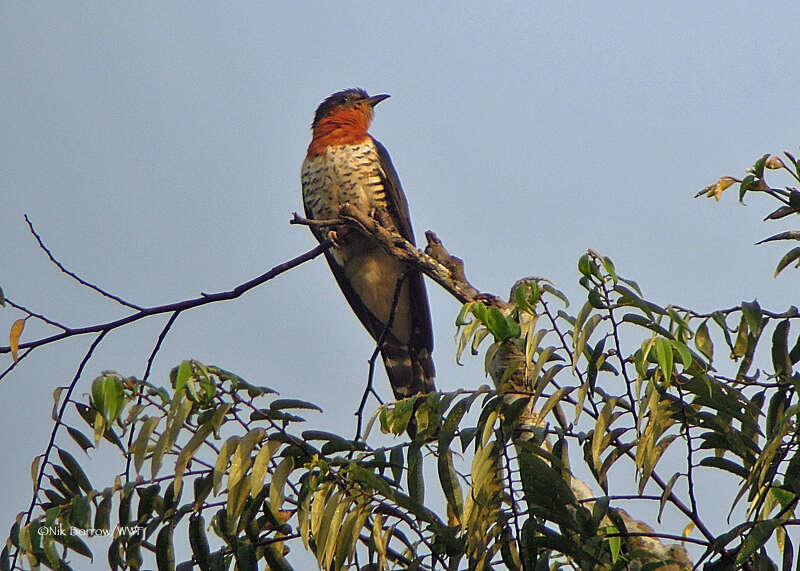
752;153;770;178
269;456;295;518
57;449;92;493
654;338;673;382
118;484;134;525
455;302;472;326
188;515;211;571
672;339;692;369
234;542;257;571
94;494;111;531
270;398;323;412
578;254;593;277
407;443;424;505
91;374;125;426
174;360;192;394
605;526;621;562
486;307;520;341
263;543;292;571
586;338;606;394
66;427;94;454
600;255;617;283
658;472;680;521
229;428;266;490
736;520;779;564
133;416;160;474
774;247;800;277
591;496;609;529
152;392;193;479
174;423;213;494
213;436;238;495
695;320;714;361
574;314;602;368
437;449;463;521
70;494;91;529
698;456;749;479
155;523;175;571
742;299;763;335
250;441;277;498
389;444;404;484
193;473;213;512
136;483;159;523
439;398;470;449
772;320;792;384
766;390;790;440
587;289;604;309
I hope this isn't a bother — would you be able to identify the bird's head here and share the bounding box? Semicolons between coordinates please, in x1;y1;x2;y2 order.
311;88;390;132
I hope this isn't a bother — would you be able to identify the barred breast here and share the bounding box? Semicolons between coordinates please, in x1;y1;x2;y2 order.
301;141;389;227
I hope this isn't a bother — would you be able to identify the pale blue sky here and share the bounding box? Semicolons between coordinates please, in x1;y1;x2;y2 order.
2;2;799;566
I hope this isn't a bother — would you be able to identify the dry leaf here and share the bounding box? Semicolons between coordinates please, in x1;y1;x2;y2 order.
10;318;25;363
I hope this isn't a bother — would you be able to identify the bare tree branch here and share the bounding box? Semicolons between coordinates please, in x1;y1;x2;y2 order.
0;239;332;357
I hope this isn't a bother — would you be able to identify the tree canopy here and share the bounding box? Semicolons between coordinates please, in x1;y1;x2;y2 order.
3;150;800;570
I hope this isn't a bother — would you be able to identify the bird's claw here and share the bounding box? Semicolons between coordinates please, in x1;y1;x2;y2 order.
327;229;343;248
369;207;386;226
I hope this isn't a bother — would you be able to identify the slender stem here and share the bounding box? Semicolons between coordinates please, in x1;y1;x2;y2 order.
354;272;408;441
12;331;108;570
25;214;143;310
677;386;700;519
124;311;182;482
0;241;332;355
601;279;639;428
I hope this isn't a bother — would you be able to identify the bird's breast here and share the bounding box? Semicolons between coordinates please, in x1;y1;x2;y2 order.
301;141;386;223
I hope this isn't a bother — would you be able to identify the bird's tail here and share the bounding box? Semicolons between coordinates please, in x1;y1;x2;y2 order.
381;342;435;400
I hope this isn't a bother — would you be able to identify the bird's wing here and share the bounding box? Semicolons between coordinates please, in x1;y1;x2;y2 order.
373;138;435;354
373;138;417;246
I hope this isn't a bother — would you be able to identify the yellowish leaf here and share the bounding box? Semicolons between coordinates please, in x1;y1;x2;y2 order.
681;521;695;544
10;318;25;362
765;155;784;169
714;177;736;201
30;456;42;495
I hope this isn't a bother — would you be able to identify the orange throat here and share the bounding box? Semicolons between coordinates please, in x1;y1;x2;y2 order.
307;107;373;157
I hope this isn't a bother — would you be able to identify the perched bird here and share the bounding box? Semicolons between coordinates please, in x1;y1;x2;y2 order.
301;88;435;399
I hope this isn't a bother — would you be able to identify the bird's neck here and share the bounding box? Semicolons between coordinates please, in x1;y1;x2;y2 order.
307;108;372;157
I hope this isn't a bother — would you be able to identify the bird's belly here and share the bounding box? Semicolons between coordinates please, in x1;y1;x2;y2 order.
341;244;411;342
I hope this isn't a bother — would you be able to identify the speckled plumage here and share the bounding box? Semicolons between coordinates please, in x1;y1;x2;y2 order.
301;89;435;399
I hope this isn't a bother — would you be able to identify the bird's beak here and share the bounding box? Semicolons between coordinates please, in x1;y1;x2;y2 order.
366;94;390;107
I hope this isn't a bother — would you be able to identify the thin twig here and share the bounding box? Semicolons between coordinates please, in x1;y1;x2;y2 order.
354;272;409;441
499;422;526;571
12;330;108;569
3;298;70;331
25;214;143;310
124;310;182;482
677;386;700;520
601;279;639;428
603;530;709;547
541;299;715;542
0;346;33;382
541;299;600;417
0;240;332;355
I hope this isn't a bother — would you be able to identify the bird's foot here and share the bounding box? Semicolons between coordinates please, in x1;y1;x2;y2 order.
368;207;387;227
327;229;343;248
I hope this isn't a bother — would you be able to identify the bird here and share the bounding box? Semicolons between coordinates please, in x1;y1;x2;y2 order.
301;88;435;399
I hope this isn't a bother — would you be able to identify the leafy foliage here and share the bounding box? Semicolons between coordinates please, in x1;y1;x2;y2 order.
4;150;800;569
